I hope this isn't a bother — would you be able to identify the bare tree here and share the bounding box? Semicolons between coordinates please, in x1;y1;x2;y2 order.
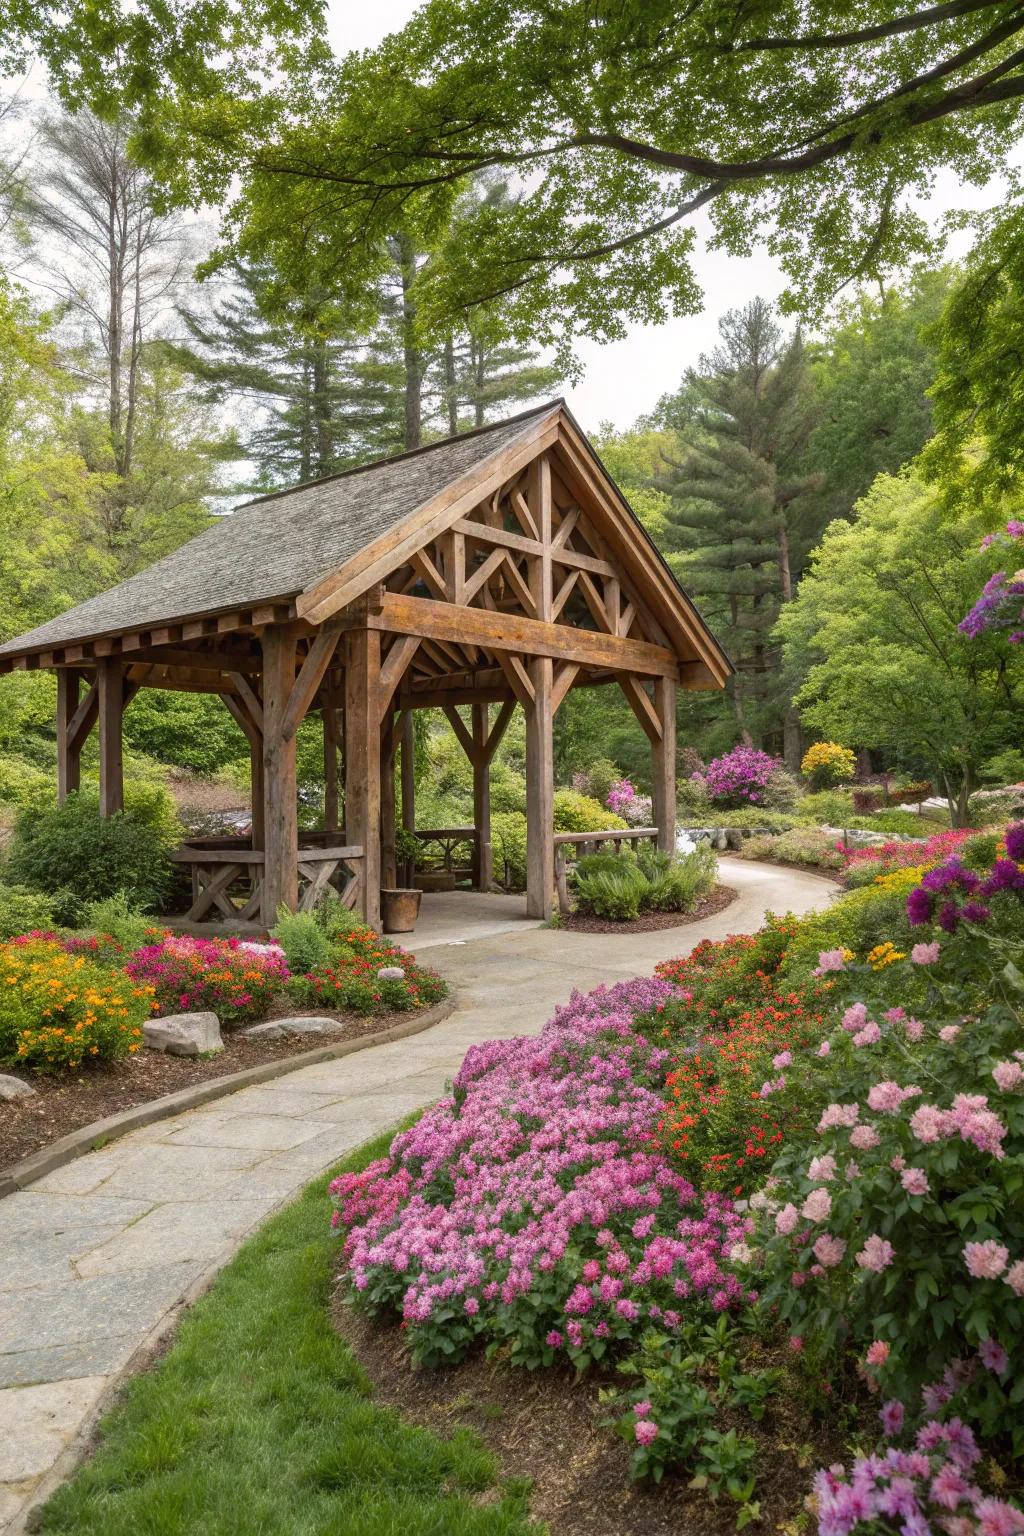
23;111;193;486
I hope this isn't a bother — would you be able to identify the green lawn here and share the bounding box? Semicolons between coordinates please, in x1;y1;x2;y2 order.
39;1128;537;1536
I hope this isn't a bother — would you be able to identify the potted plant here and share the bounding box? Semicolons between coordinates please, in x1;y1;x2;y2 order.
382;827;423;933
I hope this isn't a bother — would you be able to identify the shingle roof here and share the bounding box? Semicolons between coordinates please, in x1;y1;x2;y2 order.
0;402;557;659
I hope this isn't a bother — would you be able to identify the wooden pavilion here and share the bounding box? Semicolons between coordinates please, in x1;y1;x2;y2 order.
0;401;731;928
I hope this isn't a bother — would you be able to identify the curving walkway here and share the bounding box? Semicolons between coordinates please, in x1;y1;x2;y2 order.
0;857;833;1533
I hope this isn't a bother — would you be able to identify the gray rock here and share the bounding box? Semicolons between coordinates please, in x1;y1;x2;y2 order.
0;1073;35;1100
144;1011;223;1057
241;1015;344;1040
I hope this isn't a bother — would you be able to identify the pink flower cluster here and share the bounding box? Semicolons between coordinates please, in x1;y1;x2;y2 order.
814;1416;1024;1536
330;977;753;1361
702;745;781;807
909;1095;1008;1160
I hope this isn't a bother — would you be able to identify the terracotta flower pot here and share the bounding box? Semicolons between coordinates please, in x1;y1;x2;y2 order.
381;887;422;933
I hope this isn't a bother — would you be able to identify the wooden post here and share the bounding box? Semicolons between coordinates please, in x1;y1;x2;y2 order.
400;710;416;886
261;626;299;922
525;655;554;919
250;738;265;851
344;627;382;930
472;701;492;891
381;714;397;889
323;684;341;832
97;658;124;817
652;674;677;854
56;668;83;803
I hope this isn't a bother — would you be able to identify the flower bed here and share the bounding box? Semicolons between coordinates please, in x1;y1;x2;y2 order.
331;826;1024;1531
285;925;447;1015
124;934;290;1025
0;938;152;1069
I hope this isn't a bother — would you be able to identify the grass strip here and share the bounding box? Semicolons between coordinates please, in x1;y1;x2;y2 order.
38;1126;537;1536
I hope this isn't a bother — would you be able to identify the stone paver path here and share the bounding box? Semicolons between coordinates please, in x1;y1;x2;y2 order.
0;857;832;1531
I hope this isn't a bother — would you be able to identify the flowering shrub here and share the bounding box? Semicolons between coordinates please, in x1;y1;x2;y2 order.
648;925;832;1194
842;828;974;877
742;937;1024;1458
0;938;152;1070
960;519;1024;642
815;1417;1024;1536
606;779;655;827
124;934;289;1024
331;977;751;1380
286;926;446;1014
704;747;781;808
903;821;1024;938
801;742;856;789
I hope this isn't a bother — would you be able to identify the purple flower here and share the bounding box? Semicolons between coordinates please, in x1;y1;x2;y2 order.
1005;821;1024;863
880;1399;905;1437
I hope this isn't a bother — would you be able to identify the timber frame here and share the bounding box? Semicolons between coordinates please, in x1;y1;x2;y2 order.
0;402;731;926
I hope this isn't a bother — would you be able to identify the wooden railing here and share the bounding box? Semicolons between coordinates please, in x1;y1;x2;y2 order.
553;826;660;915
172;835;364;921
412;826;479;881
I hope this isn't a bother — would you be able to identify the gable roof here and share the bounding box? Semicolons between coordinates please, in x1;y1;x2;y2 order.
0;400;731;682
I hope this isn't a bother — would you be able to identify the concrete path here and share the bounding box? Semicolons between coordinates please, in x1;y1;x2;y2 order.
0;857;833;1531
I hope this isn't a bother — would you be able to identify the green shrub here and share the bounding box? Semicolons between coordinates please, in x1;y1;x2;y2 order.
979;747;1024;785
313;892;368;943
739;828;844;872
552;788;627;834
489;762;526;814
582;757;620;807
638;842;717;910
81;892;153;952
778;881;913;983
4;790;177;919
797;788;856;824
0;754;52;811
961;830;1002;871
852;785;884;815
573;856;647;920
676;775;711;816
492;811;527;890
0;883;57;939
868;808;930;835
679;807;804;833
763;766;799;810
272;908;333;975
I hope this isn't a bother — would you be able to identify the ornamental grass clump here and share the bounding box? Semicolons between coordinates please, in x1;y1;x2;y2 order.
124;934;289;1025
0;938;153;1070
331;977;752;1376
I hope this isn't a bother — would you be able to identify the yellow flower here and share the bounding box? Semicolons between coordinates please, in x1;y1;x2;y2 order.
866;940;906;970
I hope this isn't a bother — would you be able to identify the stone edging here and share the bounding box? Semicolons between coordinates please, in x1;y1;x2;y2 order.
0;997;455;1201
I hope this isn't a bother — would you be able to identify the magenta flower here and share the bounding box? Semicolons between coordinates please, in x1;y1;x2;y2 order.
879;1399;904;1436
634;1419;659;1446
911;941;941;965
856;1235;895;1273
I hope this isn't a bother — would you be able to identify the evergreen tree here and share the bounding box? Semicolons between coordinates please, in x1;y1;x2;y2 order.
659;299;819;764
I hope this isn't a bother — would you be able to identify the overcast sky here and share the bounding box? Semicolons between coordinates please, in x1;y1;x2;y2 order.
324;0;1011;436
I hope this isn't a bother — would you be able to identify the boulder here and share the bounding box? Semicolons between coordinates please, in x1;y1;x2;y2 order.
241;1016;344;1040
144;1011;223;1057
0;1073;36;1100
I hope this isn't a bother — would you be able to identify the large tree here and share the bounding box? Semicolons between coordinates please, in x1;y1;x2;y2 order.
776;470;1024;823
110;1;1024;362
660;299;820;763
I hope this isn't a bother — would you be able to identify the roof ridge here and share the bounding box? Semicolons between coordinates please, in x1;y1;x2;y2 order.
242;397;565;509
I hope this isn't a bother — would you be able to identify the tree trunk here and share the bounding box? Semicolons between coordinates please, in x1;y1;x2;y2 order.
398;233;422;451
444;337;458;435
312;340;334;475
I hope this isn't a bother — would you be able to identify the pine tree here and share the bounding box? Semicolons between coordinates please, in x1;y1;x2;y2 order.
660;299;820;763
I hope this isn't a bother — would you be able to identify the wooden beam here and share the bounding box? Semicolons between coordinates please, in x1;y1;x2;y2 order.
381;713;397;888
552;662;581;714
261;626;300;921
618;674;663;744
96;658;124;817
378;635;421;721
498;551;537;618
129;645;261;675
652;674;677;855
56;668;84;803
297;416;560;625
551;505;579;550
495;651;535;709
481;698;516;764
410;545;447;600
229;673;264;736
472;700;493;892
400;709;416;854
528;454;553;622
67;681;99;754
323;688;341;832
551;569;579;621
463;545;506;604
442;704;476;762
379;592;678;677
281;623;343;741
454;516;615;579
525;656;554;920
344;627;382;930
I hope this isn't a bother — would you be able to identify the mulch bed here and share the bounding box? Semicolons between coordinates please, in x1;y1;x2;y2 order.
0;1007;427;1174
557;883;737;934
332;1291;842;1536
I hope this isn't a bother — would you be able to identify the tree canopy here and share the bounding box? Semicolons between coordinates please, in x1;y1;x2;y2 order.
113;1;1024;360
